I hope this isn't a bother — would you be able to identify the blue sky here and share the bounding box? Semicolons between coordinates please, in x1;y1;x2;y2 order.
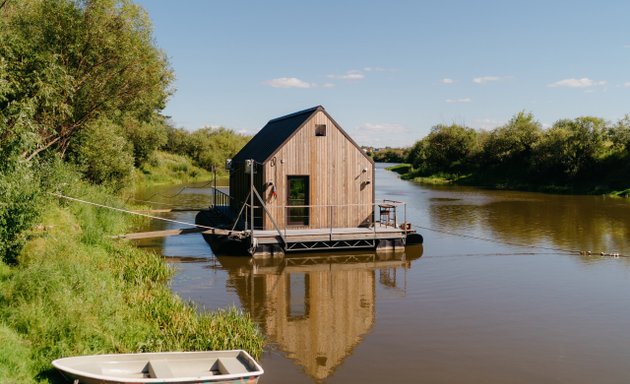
135;0;630;147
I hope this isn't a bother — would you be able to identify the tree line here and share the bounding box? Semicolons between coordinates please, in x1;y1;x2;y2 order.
0;3;264;377
0;0;247;263
404;112;630;193
366;147;409;163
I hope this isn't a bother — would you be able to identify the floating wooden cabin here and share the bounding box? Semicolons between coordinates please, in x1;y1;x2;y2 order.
197;106;421;256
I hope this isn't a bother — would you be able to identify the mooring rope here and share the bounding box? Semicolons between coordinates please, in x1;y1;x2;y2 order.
419;251;562;259
411;223;629;258
50;192;217;231
48;192;628;258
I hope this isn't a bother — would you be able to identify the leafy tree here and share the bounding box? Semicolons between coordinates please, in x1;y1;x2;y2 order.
481;111;542;179
0;0;173;263
163;125;251;171
164;124;194;157
608;115;630;158
370;147;409;163
0;0;173;161
407;139;429;173
0;165;40;264
69;117;134;187
122;115;167;166
533;116;607;181
421;123;478;174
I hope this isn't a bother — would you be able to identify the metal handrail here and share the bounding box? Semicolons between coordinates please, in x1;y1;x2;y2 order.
241;199;406;209
239;200;409;240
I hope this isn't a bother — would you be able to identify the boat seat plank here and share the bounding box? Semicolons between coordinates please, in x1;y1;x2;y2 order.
218;358;248;374
148;360;174;378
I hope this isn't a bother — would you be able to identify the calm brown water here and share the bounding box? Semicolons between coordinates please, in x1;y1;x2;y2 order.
134;164;630;383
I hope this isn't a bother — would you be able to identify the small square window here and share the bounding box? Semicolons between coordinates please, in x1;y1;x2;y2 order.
315;124;326;136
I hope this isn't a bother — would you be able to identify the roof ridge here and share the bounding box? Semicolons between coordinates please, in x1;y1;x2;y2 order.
267;105;323;123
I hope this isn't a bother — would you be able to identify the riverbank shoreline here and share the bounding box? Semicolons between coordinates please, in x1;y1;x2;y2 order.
386;163;630;197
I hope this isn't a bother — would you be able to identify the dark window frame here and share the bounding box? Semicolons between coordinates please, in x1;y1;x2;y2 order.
287;175;310;226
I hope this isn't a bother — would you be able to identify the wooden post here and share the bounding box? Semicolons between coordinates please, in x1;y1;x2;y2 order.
212;166;217;207
329;205;333;241
249;159;255;237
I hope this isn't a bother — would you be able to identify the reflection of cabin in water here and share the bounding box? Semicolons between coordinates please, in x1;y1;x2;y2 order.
198;106;420;256
229;105;374;230
220;252;419;381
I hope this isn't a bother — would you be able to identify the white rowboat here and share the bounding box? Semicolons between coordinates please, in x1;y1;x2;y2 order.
52;350;263;384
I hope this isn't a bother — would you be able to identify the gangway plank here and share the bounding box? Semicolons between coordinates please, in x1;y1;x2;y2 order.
115;227;244;240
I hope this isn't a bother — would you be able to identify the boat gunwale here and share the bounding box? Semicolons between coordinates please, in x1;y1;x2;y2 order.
51;349;264;383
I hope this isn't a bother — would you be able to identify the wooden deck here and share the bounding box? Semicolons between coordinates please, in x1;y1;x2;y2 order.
195;205;418;257
252;226;406;245
246;225;410;256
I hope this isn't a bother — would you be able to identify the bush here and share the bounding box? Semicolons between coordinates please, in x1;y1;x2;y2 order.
0;165;41;264
122;116;168;167
69;118;134;188
163;125;250;171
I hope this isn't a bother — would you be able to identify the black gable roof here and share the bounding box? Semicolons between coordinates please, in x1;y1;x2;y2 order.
231;106;322;164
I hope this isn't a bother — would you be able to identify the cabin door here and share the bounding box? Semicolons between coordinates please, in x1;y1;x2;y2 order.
287;176;309;226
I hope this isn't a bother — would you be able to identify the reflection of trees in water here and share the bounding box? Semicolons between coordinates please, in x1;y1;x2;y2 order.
428;202;480;232
219;252;416;381
429;196;630;257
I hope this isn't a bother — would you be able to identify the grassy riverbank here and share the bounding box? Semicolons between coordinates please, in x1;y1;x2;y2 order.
0;164;263;383
133;151;213;186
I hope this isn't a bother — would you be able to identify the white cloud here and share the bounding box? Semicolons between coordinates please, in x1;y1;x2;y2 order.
352;123;409;147
441;78;454;84
624;82;630;87
364;67;399;73
446;98;472;103
625;44;630;48
328;70;365;80
548;78;606;88
264;77;313;88
327;67;394;81
201;124;223;130
321;82;336;88
357;123;407;134
473;76;501;84
470;118;504;130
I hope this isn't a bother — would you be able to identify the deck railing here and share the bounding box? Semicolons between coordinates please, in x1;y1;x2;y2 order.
209;186;232;208
243;200;408;235
207;186;409;243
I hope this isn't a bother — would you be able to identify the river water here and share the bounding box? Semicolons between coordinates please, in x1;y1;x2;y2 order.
134;164;630;383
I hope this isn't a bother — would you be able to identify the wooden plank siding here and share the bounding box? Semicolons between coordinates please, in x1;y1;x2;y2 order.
259;110;374;230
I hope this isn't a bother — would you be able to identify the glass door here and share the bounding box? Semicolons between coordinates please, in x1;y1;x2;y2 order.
287;176;309;226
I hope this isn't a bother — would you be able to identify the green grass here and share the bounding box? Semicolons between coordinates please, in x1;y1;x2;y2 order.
0;177;263;383
385;163;412;175
410;176;452;185
609;188;630;198
0;323;33;384
134;151;214;186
